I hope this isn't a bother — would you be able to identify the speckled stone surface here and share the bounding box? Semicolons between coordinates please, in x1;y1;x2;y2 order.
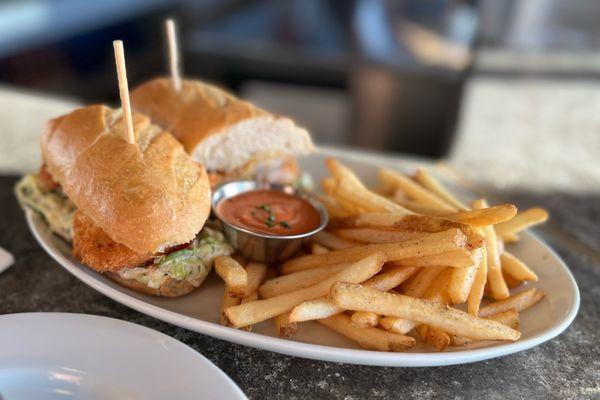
1;176;598;400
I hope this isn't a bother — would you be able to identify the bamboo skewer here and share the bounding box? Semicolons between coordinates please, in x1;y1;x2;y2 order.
112;40;135;144
166;19;181;91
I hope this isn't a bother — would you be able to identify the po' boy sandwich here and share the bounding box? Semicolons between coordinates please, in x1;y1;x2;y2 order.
16;105;232;296
130;78;315;186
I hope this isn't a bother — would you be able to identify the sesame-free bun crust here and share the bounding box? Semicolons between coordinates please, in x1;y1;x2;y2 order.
105;271;199;297
41;105;211;254
130;78;314;172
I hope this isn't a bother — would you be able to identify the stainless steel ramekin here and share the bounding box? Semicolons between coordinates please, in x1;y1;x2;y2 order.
211;181;328;264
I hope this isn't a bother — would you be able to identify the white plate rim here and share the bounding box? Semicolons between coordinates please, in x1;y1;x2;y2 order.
0;312;248;399
25;210;579;368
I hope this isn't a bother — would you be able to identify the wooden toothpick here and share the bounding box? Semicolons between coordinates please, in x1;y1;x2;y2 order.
166;19;182;91
113;40;135;144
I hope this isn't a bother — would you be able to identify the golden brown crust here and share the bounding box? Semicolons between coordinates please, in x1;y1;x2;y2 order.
41;105;211;254
105;271;197;297
131;78;265;153
72;210;152;272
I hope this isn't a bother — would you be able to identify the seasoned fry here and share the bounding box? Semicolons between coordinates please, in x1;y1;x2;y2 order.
334;228;426;244
290;266;419;323
478;288;545;317
318;194;351;218
335;176;411;214
450;335;473;347
220;290;241;326
281;228;467;274
392;249;474;268
350;311;379;328
326;158;364;187
259;263;347;299
424;327;451;351
215;256;248;297
414;168;468;210
225;253;385;328
289;298;339;322
495;208;549;241
393;196;452;216
503;271;522;288
379;168;456;212
318;313;415;352
445;204;518;227
364;265;419;291
448;264;478;304
473;199;509;300
322;177;365;214
331;282;521;341
486;309;520;330
403;266;447;298
310;243;330;255
274;312;297;338
312;230;359;250
467;250;487;315
379;317;416;335
243;262;268;298
501;251;538;282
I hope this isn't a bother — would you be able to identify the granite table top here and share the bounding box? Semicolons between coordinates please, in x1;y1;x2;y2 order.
0;174;598;400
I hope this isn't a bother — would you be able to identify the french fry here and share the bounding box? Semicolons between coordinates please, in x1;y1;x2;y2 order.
424;327;451;351
350;311;379;328
318;313;415;352
467;249;487;316
240;292;259;332
335;176;411;214
290;265;419;323
310;243;330;255
220;290;241;326
318;194;351;218
503;271;522;288
259;263;348;298
330;282;521;341
281;228;467;274
501;251;538;282
450;335;473;347
473;199;509;300
448;264;478;304
215;256;248;297
379;168;456;212
364;265;419;291
289;298;340;322
486;309;520;330
413;168;468;210
322;177;365;215
312;230;359;250
392;249;474;268
393;196;452;216
495;208;549;241
326;158;364;187
445;204;518;227
403;266;447;298
478;288;545;317
274;312;297;338
243;262;268;298
379;317;416;335
225;253;385;328
334;228;426;244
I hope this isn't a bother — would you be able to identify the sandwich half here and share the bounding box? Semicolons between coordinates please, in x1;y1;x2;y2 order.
16;105;231;296
130;78;315;186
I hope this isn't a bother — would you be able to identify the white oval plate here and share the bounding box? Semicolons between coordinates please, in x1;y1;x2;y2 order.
25;149;579;367
0;312;247;400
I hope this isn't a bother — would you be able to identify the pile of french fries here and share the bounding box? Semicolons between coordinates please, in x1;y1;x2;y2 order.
215;159;549;352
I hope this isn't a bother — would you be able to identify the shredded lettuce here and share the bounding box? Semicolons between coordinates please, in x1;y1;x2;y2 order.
119;228;233;288
14;174;76;241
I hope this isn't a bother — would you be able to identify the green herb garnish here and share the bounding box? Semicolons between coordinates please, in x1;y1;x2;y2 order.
280;221;292;229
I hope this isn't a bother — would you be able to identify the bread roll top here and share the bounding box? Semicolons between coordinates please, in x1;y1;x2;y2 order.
130;78;314;172
41;105;211;254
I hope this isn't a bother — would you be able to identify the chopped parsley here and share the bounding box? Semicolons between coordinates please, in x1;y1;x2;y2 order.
253;204;293;229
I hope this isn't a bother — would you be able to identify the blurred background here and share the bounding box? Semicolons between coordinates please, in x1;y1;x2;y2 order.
0;0;599;200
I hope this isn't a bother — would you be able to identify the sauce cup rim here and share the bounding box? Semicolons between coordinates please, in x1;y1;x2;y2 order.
211;180;329;240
